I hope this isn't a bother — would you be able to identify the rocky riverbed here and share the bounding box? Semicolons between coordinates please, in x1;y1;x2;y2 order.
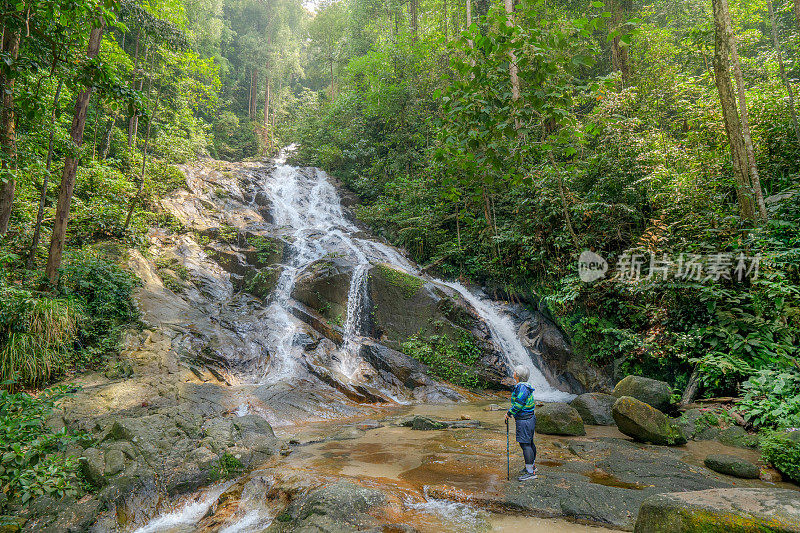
16;156;799;532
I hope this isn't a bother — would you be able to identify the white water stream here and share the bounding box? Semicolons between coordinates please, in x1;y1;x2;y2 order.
256;146;572;401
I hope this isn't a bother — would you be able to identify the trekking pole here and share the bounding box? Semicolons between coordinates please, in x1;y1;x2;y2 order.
505;418;510;481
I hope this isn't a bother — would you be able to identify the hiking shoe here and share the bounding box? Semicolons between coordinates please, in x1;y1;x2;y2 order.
517;471;538;481
519;467;538;475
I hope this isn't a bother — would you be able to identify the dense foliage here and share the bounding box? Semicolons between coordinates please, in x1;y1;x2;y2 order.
289;0;800;431
0;387;88;504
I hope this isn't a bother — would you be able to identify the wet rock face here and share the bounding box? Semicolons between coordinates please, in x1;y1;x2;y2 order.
516;307;606;394
535;402;586;436
633;488;800;533
613;375;673;412
703;454;760;479
292;257;353;323
612;396;686;446
570;392;617;426
267;481;387;533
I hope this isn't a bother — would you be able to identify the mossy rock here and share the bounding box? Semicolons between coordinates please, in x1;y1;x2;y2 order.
612;396;686;446
703;454;760;479
613;375;673;412
373;263;424;298
717;426;759;449
571;392;617;426
292;258;352;322
536;402;586;436
241;267;281;300
634;488;800;533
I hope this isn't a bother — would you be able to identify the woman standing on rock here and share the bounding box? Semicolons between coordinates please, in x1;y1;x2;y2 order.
505;365;538;481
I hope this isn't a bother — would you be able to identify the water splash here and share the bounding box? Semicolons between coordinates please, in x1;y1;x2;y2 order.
132;482;233;533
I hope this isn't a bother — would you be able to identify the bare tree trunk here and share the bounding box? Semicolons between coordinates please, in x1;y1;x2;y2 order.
249;69;258;119
794;0;800;31
330;60;336;99
27;79;63;270
263;72;270;127
101;110;118;159
720;0;767;220
0;29;21;236
680;367;701;407
410;0;419;41
711;0;755;221
768;0;800;145
45;23;105;282
549;154;580;249
127;31;140;148
503;0;521;133
609;0;631;84
123;94;159;231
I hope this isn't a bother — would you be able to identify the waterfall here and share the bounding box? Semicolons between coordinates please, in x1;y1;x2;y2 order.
434;280;574;402
253;146;571;400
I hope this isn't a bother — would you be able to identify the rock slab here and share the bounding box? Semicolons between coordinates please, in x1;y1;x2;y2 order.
634;488;800;533
612;396;686;445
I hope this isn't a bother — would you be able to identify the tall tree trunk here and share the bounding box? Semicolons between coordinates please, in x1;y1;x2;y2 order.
263;72;270;126
466;0;471;29
249;69;258;119
609;0;631;84
768;0;800;145
127;31;140;148
27;78;63;270
45;23;105;282
794;0;800;31
503;0;520;132
330;60;336;98
101;110;118;159
124;94;159;231
720;0;767;220
410;0;419;41
0;29;21;236
711;0;755;220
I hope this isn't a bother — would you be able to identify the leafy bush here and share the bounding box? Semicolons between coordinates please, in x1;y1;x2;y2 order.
0;387;87;505
210;452;243;480
0;286;79;387
402;333;486;388
761;431;800;483
738;368;800;429
56;253;139;370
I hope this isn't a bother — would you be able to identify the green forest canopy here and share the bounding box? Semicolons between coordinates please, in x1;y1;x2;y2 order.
0;0;799;431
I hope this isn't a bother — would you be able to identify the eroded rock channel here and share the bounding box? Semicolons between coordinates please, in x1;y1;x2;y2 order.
30;152;799;532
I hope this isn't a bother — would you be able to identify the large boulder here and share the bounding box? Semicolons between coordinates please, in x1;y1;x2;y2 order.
703;454;760;479
634;488;800;533
612;396;686;445
613;375;673;412
570;392;617;425
292;257;353;324
535;402;585;436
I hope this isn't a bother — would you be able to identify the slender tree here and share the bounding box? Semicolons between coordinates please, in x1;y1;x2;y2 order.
45;23;105;281
768;0;800;145
0;28;21;235
720;0;767;219
711;0;755;220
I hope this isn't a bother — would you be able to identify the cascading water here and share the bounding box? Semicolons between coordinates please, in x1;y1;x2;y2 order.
433;281;574;402
254;146;571;400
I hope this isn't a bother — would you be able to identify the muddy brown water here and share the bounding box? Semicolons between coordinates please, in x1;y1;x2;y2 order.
141;400;796;532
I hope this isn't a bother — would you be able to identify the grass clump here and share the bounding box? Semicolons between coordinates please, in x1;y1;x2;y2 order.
210;452;243;481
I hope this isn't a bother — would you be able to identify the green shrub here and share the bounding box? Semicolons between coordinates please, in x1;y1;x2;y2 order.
738;368;800;429
210;452;243;480
0;387;87;505
402;332;486;388
761;431;800;483
56;253;139;371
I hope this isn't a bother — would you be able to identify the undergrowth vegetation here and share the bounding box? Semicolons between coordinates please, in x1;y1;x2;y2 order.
402;333;486;389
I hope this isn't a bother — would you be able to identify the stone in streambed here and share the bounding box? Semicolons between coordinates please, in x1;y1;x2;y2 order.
612;396;686;445
613;375;673;412
410;416;447;430
703;454;760;479
535;402;585;436
570;392;617;425
633;488;800;533
717;425;759;449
